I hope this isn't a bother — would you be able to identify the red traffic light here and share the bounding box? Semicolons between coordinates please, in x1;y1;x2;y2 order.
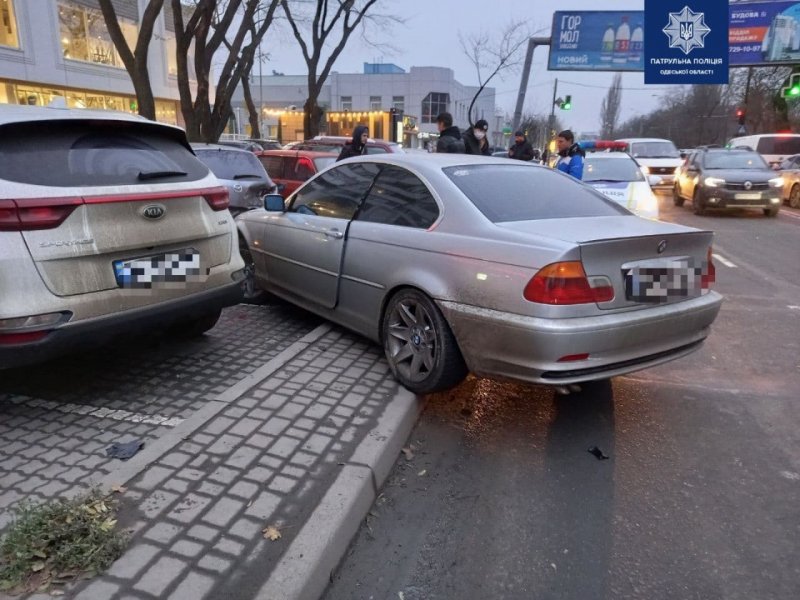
735;108;744;117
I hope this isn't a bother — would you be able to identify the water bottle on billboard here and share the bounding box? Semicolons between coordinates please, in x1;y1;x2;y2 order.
629;22;644;63
613;16;631;64
601;23;615;63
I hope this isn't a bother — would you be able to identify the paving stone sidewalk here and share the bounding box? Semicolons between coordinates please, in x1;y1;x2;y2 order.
15;323;420;600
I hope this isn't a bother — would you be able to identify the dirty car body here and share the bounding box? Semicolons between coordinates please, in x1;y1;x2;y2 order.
237;154;722;394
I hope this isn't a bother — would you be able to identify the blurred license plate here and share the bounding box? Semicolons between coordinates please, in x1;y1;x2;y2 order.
625;263;700;302
735;192;761;200
113;249;201;288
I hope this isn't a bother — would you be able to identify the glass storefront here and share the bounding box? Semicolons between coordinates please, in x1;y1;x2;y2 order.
0;0;19;48
1;80;179;125
58;1;137;68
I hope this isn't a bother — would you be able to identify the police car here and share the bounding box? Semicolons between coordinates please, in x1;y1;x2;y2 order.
579;140;661;219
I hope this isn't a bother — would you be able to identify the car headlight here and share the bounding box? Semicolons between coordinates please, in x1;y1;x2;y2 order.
704;177;726;187
769;177;785;188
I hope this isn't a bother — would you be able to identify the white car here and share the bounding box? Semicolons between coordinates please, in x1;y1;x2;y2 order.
583;152;660;219
615;137;683;190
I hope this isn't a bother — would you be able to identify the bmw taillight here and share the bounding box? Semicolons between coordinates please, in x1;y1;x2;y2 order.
524;261;615;305
203;187;230;211
0;197;82;231
702;247;716;289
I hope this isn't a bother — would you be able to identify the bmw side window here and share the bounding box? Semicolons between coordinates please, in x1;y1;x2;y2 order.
289;162;380;219
357;166;440;228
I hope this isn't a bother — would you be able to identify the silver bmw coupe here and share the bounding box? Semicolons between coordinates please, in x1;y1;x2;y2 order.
237;154;722;394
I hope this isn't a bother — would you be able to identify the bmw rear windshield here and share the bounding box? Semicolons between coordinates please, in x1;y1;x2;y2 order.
0;120;208;187
444;165;629;222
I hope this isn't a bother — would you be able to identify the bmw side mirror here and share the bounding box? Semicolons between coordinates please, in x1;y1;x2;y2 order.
264;194;285;212
647;175;663;187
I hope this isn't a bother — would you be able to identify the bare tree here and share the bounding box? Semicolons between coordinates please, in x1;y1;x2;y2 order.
599;73;622;139
172;0;281;142
460;20;530;126
97;0;165;120
280;0;397;139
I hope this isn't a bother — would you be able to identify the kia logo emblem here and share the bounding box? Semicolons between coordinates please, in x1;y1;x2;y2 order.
141;204;166;220
744;181;752;190
657;240;668;254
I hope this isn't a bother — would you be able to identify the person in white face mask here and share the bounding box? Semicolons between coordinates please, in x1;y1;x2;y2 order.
463;119;491;156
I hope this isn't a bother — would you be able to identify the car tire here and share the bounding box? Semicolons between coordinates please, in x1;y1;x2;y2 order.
672;185;685;207
239;236;268;305
382;288;468;395
692;190;706;215
172;309;222;338
790;184;800;208
764;207;779;217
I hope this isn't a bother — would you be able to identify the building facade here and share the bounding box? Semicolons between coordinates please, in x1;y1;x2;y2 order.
233;63;497;148
0;0;186;124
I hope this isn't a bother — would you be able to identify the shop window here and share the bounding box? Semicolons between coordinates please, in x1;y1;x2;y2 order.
370;95;381;110
392;96;404;112
341;96;352;111
58;1;137;68
0;0;19;48
421;92;449;124
165;32;195;78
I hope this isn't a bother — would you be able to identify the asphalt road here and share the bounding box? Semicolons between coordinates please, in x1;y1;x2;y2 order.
323;197;800;600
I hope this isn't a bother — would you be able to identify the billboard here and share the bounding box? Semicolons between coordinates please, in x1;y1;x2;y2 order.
548;11;645;72
730;1;800;66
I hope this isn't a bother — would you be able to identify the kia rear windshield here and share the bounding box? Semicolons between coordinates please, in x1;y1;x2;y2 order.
0;120;208;187
444;165;629;222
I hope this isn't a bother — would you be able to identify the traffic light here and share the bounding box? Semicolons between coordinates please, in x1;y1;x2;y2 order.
736;108;745;125
561;95;572;110
781;72;800;98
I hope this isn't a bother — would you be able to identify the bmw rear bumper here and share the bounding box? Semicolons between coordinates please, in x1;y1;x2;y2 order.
437;291;723;385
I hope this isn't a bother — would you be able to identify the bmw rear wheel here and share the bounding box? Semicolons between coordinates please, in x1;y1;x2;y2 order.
382;289;467;395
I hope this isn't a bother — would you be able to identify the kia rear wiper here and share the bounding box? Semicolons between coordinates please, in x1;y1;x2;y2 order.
138;170;188;180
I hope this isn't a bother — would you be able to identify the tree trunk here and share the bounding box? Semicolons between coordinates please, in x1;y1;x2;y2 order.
243;77;260;139
304;96;323;139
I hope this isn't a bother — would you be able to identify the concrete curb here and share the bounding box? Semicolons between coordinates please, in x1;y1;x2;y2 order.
255;386;422;600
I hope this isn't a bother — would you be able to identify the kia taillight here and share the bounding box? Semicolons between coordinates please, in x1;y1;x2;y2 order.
203;187;230;211
702;247;716;289
0;331;50;345
524;261;615;305
0;197;82;232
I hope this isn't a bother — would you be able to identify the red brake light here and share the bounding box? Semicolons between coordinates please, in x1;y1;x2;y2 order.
0;331;50;345
524;261;614;305
203;187;230;211
702;247;716;289
298;157;315;171
0;197;82;231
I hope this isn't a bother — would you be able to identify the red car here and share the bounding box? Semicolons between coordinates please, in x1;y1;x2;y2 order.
256;150;337;198
284;136;404;155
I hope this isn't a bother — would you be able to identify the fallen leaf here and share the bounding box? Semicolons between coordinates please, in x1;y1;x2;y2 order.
31;562;45;573
262;526;282;541
100;519;117;532
401;447;414;460
417;469;427;477
110;484;127;494
50;590;65;597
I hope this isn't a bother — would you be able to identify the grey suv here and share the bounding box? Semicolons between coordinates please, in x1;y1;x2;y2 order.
673;148;784;217
0;105;245;368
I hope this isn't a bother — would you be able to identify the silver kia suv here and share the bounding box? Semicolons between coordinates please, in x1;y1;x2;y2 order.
0;104;245;368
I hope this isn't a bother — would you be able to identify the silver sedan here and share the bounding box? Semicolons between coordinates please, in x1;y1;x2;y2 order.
237;154;723;394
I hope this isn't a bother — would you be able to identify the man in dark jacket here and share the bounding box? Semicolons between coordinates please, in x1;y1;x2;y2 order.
463;119;491;156
435;112;466;153
337;125;369;161
508;130;534;161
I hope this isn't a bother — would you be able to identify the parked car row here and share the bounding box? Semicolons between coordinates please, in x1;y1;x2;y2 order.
1;104;723;398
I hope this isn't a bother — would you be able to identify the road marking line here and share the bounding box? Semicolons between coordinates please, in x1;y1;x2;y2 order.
789;305;800;311
9;398;185;427
712;253;737;268
779;210;800;220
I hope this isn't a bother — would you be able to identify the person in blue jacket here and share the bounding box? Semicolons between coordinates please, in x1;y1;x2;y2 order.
554;130;585;180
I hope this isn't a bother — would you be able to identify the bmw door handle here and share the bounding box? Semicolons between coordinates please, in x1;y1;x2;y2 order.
325;229;344;239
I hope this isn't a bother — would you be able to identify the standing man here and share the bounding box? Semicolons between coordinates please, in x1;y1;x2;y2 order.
463;119;491;156
337;125;369;161
508;130;534;161
554;129;585;180
435;112;466;153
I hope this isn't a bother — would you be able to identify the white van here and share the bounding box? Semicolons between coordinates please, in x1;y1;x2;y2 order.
727;134;800;169
614;138;683;189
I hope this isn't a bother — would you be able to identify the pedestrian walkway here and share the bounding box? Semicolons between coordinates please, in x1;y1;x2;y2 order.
15;322;420;600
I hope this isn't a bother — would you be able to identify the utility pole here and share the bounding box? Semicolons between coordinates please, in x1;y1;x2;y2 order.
546;78;559;152
258;4;264;138
511;36;552;132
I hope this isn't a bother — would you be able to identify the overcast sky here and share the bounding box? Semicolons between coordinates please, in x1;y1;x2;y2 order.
258;0;674;134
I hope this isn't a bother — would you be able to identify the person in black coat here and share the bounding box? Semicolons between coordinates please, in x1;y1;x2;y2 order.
508;130;534;161
337;125;369;161
463;119;491;156
435;112;466;153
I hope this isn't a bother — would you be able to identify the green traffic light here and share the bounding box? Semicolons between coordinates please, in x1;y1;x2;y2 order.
562;102;571;110
790;86;800;96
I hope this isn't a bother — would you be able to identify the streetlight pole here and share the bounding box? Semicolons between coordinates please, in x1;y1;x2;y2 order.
546;78;559;152
258;5;264;138
511;36;552;132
